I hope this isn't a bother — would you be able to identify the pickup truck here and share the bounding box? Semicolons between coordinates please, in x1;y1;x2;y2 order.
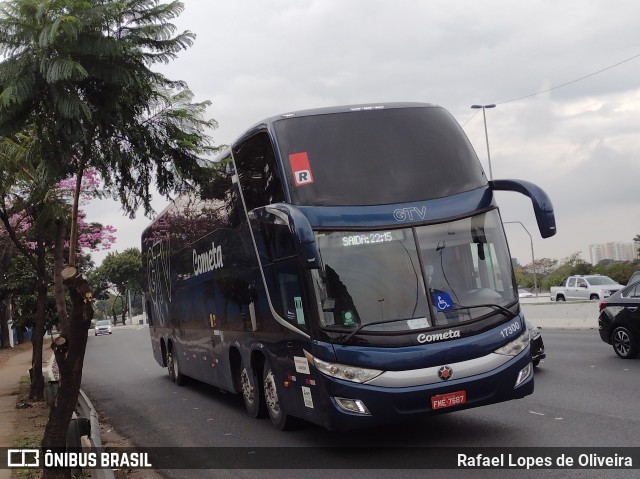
550;275;624;301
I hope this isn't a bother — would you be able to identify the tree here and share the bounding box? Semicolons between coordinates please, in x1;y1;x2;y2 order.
93;248;143;324
634;234;640;258
0;162;115;399
540;252;593;290
592;260;639;285
0;2;216;475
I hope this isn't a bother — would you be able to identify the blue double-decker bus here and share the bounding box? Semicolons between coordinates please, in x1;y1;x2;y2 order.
142;103;556;431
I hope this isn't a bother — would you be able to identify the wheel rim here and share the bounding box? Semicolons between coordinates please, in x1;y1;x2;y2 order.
167;352;175;380
240;368;255;404
614;330;631;356
264;369;280;416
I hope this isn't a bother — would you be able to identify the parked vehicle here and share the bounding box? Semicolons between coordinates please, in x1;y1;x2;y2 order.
518;288;534;298
627;271;640;286
598;282;640;358
94;319;112;336
550;275;623;301
525;319;545;367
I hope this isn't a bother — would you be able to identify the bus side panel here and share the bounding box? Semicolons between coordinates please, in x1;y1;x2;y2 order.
142;285;167;369
142;226;173;369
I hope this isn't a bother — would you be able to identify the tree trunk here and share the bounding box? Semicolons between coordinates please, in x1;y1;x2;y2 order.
0;297;9;349
121;292;128;325
29;241;48;401
67;163;85;268
53;221;68;328
42;277;93;479
0;247;11;349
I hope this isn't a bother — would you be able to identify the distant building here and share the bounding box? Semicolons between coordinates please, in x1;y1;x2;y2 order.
589;242;639;265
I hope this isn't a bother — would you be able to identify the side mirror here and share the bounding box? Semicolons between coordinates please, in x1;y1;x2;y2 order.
253;204;321;268
490;179;556;238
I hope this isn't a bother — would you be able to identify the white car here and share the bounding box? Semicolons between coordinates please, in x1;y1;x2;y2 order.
94;319;112;336
518;289;534;298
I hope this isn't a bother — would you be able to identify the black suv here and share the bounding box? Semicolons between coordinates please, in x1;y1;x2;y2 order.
598;282;640;359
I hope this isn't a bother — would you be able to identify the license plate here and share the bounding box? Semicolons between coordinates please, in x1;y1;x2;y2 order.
431;391;466;410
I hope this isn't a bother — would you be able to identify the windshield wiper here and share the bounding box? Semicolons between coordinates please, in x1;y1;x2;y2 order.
328;317;427;344
450;303;517;319
324;304;515;343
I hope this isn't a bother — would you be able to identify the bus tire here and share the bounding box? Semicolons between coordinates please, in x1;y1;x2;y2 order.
239;360;265;418
167;345;185;386
263;363;292;430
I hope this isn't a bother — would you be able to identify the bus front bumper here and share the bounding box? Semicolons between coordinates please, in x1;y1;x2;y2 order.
313;348;533;431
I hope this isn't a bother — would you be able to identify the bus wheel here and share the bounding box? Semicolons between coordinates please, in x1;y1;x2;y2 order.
263;363;291;430
167;347;185;386
240;362;265;418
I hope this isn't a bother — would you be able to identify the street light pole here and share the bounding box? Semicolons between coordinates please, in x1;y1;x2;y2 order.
471;104;496;180
504;221;537;296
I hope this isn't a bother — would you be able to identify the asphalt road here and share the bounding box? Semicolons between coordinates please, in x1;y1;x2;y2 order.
81;326;640;479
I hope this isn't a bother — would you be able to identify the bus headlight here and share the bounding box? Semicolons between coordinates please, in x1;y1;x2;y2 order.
304;351;383;383
494;331;530;357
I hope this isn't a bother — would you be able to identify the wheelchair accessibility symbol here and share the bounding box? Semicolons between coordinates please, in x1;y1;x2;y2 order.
432;292;453;311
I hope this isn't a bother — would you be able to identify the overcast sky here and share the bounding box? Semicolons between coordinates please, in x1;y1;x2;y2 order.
87;0;640;267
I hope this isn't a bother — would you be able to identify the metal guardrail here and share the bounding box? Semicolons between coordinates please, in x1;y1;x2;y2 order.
77;389;115;479
46;352;115;479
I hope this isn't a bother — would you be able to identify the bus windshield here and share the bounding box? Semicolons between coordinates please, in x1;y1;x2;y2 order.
274;106;485;206
314;210;516;333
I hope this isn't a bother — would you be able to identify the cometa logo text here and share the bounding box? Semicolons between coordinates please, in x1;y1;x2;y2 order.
193;242;223;276
417;329;461;344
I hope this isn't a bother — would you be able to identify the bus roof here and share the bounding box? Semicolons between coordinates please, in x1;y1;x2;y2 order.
233;102;439;147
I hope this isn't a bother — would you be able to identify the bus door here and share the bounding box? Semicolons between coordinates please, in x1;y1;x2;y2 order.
251;207;318;415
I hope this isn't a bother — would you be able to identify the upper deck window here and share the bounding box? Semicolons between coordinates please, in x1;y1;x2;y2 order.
233;132;286;211
273;106;486;206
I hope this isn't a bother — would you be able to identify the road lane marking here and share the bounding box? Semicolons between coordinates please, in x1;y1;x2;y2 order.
529;411;545;416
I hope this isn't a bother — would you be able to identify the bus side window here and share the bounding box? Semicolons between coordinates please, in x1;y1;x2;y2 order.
269;258;307;331
234;132;286;212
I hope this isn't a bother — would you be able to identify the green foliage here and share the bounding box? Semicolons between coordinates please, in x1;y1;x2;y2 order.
593;260;640;284
535;251;640;290
91;248;142;324
0;0;218;218
92;247;143;295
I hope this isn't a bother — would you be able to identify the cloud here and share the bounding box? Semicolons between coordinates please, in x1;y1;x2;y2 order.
85;0;640;267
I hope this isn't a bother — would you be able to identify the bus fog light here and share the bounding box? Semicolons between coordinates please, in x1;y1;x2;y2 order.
515;363;532;388
335;397;371;415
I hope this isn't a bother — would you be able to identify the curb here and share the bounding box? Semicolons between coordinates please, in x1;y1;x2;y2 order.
77;390;115;479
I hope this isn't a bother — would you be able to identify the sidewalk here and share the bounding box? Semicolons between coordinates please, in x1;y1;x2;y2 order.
0;344;34;479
